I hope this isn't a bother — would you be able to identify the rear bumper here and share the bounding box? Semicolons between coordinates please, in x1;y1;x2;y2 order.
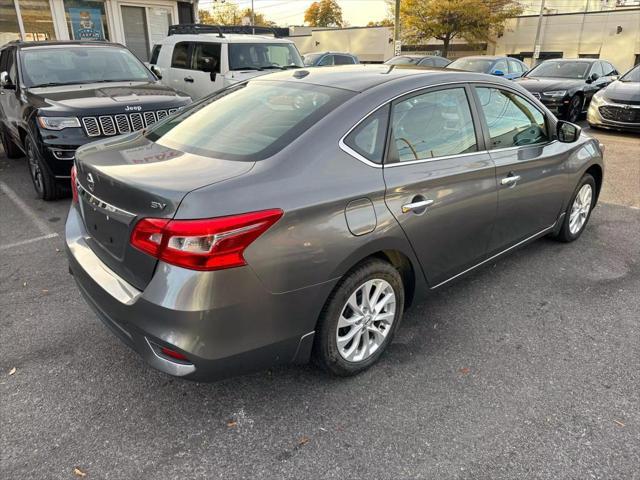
65;205;333;381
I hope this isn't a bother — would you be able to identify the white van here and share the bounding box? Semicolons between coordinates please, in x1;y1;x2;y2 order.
149;24;304;100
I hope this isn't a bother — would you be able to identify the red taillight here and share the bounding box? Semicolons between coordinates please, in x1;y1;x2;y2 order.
130;209;283;271
70;165;78;203
160;346;189;362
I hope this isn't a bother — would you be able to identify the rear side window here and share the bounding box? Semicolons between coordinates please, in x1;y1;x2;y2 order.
389;87;477;162
493;59;508;74
171;42;191;69
418;58;434;67
146;81;353;161
476;87;548;149
149;45;161;65
344;105;389;164
508;59;523;74
318;55;334;66
602;62;617;76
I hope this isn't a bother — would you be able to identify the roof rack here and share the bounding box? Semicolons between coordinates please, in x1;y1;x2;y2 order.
168;24;287;38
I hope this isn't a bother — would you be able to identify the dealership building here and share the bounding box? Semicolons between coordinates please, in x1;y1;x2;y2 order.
0;0;197;61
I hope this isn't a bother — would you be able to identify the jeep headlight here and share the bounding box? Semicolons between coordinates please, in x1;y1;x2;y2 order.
37;116;81;130
542;90;567;98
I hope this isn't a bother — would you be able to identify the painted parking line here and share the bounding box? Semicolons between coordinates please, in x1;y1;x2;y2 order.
0;181;59;248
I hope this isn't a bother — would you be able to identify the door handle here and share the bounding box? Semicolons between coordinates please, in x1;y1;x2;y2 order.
500;174;521;186
401;199;434;214
184;77;194;83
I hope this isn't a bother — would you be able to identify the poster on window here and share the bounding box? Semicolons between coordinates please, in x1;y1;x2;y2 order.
69;8;104;40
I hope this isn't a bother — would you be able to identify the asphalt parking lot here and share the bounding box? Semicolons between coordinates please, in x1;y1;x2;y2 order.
1;123;638;479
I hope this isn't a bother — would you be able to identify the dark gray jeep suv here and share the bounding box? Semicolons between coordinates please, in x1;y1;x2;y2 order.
66;65;604;381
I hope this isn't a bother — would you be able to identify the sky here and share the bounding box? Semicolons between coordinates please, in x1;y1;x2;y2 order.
197;0;390;27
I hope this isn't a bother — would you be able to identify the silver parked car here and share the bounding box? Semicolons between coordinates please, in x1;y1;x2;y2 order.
66;65;604;380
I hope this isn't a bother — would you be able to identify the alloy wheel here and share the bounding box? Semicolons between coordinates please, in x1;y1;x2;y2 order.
568;96;582;123
336;278;396;363
569;183;593;235
27;142;44;195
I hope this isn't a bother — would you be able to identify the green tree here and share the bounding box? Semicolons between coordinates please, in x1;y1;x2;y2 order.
367;19;394;27
199;3;273;26
239;8;275;27
304;0;344;27
400;0;523;57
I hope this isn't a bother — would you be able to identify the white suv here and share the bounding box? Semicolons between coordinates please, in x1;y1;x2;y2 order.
149;24;304;99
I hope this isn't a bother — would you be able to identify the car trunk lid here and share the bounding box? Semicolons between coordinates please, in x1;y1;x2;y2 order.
74;134;254;290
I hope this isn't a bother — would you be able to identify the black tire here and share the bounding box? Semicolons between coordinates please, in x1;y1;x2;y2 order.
555;173;596;243
1;126;23;159
25;136;62;201
565;95;582;123
313;258;405;376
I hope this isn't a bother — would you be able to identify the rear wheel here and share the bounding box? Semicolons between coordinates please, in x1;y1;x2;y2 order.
555;174;596;242
565;95;582;123
1;126;22;159
313;259;404;376
26;136;62;200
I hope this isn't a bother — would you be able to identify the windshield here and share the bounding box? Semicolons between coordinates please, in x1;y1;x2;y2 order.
620;64;640;82
385;56;420;65
20;46;153;88
447;58;494;73
527;61;590;79
303;53;323;66
228;43;303;71
146;80;352;161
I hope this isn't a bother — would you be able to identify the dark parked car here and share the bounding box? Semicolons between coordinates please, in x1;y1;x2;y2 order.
447;55;527;80
66;66;603;381
587;63;640;132
302;51;359;67
0;41;191;200
515;58;619;123
384;55;451;67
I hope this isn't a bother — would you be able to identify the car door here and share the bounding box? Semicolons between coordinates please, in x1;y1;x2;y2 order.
0;47;21;143
382;85;498;287
472;84;567;254
164;41;196;97
188;42;224;98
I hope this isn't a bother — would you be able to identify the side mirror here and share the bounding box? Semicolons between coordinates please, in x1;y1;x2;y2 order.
557;120;581;143
492;69;505;76
0;71;15;89
149;65;162;80
587;72;599;83
199;57;218;81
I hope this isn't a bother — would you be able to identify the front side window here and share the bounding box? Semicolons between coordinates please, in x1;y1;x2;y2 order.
171;42;191;69
193;42;221;73
343;105;389;164
228;43;303;71
386;56;419;65
447;57;494;73
335;55;355;65
476;87;548;149
389;88;477;162
19;46;153;87
508;59;523;74
590;62;604;79
317;55;333;66
146;80;353;161
493;59;508;74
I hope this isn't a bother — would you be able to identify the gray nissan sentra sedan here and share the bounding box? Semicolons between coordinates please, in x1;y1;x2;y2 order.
65;65;604;380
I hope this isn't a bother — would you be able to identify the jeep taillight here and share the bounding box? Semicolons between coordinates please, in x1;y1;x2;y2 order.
130;209;283;271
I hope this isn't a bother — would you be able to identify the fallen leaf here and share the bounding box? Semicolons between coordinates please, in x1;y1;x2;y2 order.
298;436;310;446
23;282;27;287
459;367;470;375
226;420;237;428
73;467;87;477
42;289;49;293
55;248;60;252
8;367;16;376
614;420;625;427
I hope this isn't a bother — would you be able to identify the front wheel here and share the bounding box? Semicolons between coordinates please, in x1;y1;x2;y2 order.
313;259;404;376
26;136;62;200
565;95;582;123
555;173;596;242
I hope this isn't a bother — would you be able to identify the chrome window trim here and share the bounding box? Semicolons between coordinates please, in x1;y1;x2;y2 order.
431;222;557;290
339;79;551;169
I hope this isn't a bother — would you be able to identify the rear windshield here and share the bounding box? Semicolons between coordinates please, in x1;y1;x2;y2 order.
228;43;303;71
20;46;153;88
146;80;353;161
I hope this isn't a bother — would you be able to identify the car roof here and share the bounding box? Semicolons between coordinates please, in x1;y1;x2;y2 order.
160;34;294;44
456;55;507;61
305;51;355;56
540;58;598;63
252;64;509;93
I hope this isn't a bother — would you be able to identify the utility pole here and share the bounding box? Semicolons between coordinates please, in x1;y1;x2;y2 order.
393;0;401;57
532;0;546;66
251;0;255;33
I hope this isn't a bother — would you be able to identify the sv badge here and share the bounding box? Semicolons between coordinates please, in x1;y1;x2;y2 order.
150;201;167;210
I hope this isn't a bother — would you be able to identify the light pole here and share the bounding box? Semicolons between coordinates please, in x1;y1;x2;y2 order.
394;0;401;57
532;0;546;66
251;0;255;33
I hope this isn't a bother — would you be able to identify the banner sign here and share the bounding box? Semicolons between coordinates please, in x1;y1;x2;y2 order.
69;8;105;41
